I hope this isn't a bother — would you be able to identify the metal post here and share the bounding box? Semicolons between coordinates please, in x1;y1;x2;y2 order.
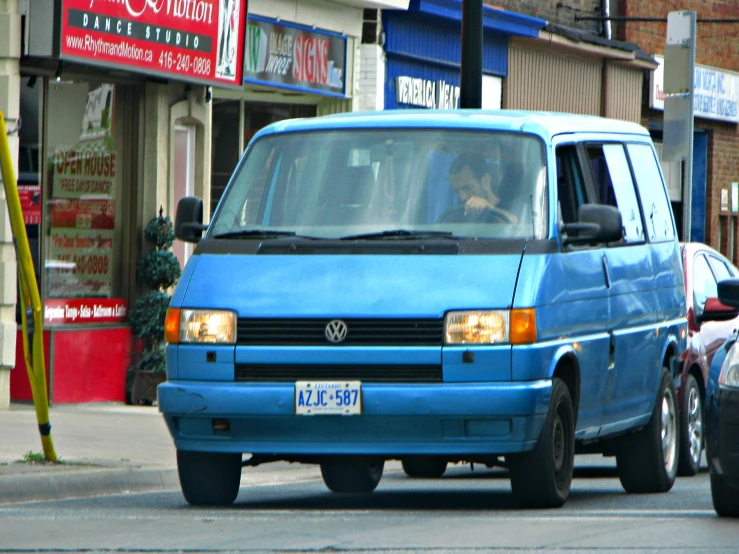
460;0;483;109
683;12;696;241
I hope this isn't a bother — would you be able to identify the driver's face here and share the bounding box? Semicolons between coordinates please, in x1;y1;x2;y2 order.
450;166;486;202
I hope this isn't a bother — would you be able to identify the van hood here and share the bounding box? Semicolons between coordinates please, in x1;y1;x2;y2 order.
178;253;524;318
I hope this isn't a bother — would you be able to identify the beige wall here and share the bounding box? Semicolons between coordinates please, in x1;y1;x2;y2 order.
506;46;601;115
603;62;643;124
506;39;649;125
0;0;20;409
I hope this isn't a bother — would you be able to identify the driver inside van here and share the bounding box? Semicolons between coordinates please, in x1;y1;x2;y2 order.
443;151;519;224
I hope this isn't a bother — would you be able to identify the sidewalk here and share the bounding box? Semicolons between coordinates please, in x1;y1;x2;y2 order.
0;402;325;504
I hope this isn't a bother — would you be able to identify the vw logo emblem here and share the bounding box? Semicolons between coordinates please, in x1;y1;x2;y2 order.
325;320;348;344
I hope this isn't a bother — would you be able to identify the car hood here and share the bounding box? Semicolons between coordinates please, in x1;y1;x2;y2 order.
176;252;524;318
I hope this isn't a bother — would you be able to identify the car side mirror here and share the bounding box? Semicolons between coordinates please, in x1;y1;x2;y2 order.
697;296;739;324
562;204;624;246
175;196;207;243
717;278;739;310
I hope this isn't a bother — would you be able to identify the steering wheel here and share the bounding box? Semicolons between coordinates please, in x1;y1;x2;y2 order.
436;204;516;224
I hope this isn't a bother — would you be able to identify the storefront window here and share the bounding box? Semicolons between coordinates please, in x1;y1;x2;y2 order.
210;100;317;213
44;81;122;301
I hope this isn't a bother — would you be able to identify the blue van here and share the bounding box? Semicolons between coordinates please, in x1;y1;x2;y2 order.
159;110;687;508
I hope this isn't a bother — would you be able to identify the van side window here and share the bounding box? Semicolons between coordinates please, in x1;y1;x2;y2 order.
586;144;644;243
626;143;676;242
555;145;586;224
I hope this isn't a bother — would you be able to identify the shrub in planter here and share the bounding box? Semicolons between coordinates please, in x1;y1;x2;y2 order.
127;208;181;404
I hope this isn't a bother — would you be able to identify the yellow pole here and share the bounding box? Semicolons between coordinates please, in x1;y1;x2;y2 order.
0;111;57;462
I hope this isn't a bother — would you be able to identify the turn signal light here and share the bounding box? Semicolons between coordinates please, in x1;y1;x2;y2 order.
510;309;536;344
164;308;181;344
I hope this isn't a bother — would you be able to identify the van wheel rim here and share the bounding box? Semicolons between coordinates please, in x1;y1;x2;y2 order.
687;386;703;464
552;412;564;472
661;388;677;472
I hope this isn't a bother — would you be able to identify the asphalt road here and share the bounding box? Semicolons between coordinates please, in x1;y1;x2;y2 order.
1;458;737;553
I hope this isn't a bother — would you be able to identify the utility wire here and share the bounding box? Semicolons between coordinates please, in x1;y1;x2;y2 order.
576;16;739;23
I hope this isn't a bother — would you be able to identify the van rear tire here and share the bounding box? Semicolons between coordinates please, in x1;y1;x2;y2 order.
616;367;678;493
177;450;242;506
320;460;384;493
509;378;575;508
401;457;448;478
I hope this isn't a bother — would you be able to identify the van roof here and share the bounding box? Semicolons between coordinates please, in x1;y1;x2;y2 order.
257;109;650;142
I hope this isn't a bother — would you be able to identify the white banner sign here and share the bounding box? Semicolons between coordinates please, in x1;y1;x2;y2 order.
395;76;460;110
651;55;739;123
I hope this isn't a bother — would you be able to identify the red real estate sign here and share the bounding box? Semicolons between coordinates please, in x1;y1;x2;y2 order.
60;0;247;87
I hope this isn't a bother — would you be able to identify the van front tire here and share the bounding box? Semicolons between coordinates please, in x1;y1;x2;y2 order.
509;378;575;508
616;367;678;493
177;450;242;506
321;460;384;493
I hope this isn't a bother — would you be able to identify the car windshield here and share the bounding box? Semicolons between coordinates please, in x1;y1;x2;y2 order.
209;129;548;240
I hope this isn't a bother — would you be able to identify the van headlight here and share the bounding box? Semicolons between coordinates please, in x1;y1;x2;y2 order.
165;308;236;344
444;309;536;345
719;342;739;389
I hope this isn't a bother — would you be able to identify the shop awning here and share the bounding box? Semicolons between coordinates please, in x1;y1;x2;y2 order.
409;0;546;38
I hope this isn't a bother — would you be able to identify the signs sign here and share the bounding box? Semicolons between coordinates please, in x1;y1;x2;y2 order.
651;55;739;124
244;16;347;97
59;0;247;87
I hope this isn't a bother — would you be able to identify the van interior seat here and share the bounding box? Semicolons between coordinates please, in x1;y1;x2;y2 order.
320;164;377;225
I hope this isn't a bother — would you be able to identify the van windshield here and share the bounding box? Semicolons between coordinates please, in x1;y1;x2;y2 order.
210;129;548;240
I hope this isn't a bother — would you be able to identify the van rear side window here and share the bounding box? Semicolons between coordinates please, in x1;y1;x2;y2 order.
586;144;644;243
626;143;676;242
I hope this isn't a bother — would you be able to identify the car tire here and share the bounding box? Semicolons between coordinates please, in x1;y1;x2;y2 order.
177;450;242;506
677;374;703;477
711;473;739;517
509;377;575;508
616;367;679;493
320;460;384;493
401;457;448;478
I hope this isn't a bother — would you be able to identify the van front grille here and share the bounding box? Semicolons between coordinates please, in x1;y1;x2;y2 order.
237;319;444;346
235;364;442;383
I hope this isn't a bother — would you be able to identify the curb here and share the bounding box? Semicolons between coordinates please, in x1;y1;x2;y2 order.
0;467;180;504
0;463;401;504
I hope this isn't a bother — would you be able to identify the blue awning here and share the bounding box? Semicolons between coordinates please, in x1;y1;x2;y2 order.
408;0;546;37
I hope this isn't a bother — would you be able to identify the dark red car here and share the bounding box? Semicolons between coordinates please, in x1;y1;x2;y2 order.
678;243;739;475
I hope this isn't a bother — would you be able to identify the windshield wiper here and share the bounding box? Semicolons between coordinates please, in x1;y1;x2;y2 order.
212;230;318;240
338;229;458;241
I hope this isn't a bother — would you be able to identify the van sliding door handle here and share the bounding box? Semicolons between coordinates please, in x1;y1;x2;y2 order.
602;255;611;289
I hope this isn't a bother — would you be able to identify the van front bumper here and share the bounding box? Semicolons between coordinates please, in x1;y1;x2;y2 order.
158;380;551;456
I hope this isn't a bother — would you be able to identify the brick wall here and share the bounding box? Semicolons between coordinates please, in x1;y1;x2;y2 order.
485;0;604;35
623;0;739;251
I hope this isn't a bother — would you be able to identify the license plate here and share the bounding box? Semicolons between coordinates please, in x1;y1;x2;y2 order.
295;381;362;415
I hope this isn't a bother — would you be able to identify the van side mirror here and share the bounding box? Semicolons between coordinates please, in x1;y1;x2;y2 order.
562;204;623;246
175;196;207;243
718;279;739;310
